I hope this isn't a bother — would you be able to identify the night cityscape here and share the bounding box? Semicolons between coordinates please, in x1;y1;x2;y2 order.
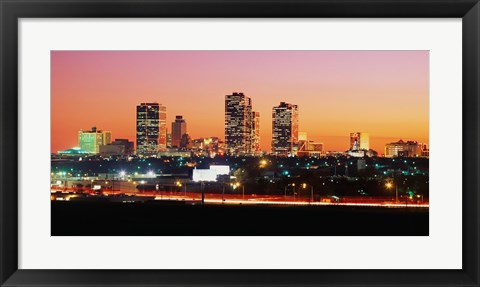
51;51;429;235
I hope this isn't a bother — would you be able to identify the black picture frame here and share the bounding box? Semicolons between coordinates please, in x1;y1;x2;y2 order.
1;0;479;286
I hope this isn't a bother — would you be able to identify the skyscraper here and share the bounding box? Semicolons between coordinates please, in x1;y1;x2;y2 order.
350;132;369;150
78;126;111;154
225;92;258;155
158;105;167;151
272;102;299;156
136;103;165;156
251;111;260;153
171;115;187;148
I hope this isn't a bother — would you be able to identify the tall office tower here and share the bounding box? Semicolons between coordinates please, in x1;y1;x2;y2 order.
350;132;370;150
271;102;299;156
78;126;112;154
158;104;167;151
136;103;163;156
171;115;187;148
225;92;256;155
251;111;260;153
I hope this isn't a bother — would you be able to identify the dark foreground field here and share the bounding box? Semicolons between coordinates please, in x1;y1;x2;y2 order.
51;201;428;236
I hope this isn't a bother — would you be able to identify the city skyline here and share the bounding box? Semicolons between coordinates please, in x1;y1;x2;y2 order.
51;51;429;153
67;103;427;157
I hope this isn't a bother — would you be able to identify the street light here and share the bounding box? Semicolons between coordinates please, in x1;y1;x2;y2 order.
231;182;244;201
175;180;187;198
385;181;398;203
302;183;314;205
236;183;245;201
416;194;424;203
284;183;295;202
222;184;226;203
259;159;268;168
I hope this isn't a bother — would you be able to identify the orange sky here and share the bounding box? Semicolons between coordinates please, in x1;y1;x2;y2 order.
51;51;429;154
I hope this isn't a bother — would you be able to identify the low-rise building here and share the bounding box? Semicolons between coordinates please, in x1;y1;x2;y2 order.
385;140;422;157
99;139;134;157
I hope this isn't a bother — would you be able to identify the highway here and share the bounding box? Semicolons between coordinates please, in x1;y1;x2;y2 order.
52;188;429;208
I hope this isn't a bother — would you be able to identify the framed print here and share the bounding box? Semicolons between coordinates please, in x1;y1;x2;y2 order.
1;0;479;286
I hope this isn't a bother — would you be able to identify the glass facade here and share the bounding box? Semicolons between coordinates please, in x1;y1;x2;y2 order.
272;102;299;156
225;93;259;155
78;127;111;154
136;103;164;156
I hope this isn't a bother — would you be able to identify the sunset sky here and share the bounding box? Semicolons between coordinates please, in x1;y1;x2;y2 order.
51;51;429;154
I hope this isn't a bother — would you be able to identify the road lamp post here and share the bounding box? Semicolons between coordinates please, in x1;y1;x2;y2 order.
175;180;186;199
231;182;241;202
302;183;314;205
222;184;225;203
116;171;126;196
416;194;424;203
385;181;398;203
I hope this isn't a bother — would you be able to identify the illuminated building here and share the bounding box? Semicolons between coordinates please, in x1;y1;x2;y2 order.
166;131;172;148
347;132;372;157
225;92;258;155
298;132;308;141
136;103;166;156
99;139;134;157
251;111;260;153
297;132;323;157
385;139;422;157
192;165;230;182
272;102;298;156
171;115;187;148
78;127;111;154
298;132;308;151
58;147;90;156
158;105;167;151
350;132;369;150
191;137;224;157
157;150;192;157
346;150;366;157
421;143;429;157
